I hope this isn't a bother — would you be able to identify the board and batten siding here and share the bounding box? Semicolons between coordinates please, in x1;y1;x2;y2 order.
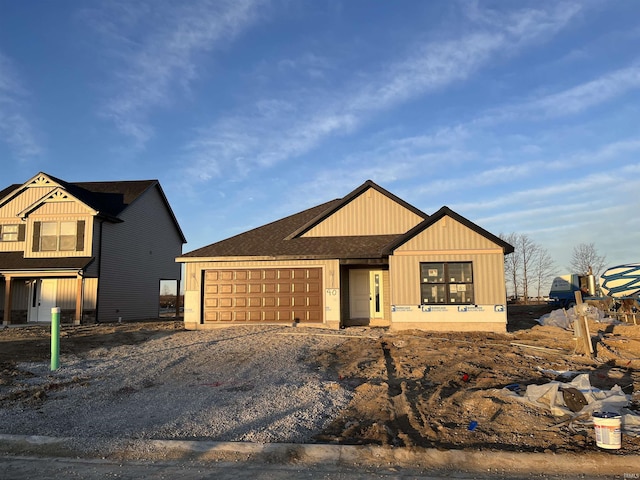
38;278;97;310
82;278;98;310
0;222;26;252
0;186;55;218
389;253;506;306
1;281;29;310
97;185;183;322
397;216;498;251
390;216;507;305
182;258;340;329
302;187;423;237
1;278;96;311
25;214;93;258
30;201;91;217
0;186;55;254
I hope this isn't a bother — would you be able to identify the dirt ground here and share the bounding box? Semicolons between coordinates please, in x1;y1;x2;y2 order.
2;305;640;455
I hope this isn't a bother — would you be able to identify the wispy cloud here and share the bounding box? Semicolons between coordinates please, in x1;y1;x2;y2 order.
183;2;584;182
297;62;640;203
88;0;267;147
276;53;334;80
478;64;640;124
457;165;636;214
0;52;42;160
415;137;640;198
464;1;584;46
468;161;640;266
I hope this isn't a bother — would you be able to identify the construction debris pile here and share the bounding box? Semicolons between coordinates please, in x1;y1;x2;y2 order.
314;305;640;452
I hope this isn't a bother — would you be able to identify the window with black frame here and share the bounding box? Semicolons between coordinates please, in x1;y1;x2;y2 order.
420;262;474;305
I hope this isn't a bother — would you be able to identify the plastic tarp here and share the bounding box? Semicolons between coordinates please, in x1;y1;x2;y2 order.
504;373;640;436
536;305;612;330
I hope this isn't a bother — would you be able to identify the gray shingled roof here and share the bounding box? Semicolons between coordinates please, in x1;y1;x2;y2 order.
1;173;186;243
49;175;158;218
0;185;16;200
0;252;94;271
181;199;402;260
1;173;186;271
1;178;156;218
180;180;513;261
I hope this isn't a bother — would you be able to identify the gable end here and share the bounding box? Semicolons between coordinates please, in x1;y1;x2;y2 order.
286;180;428;239
383;206;514;254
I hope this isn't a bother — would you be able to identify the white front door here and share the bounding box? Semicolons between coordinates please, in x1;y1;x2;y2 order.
349;270;384;320
349;270;370;319
36;279;57;323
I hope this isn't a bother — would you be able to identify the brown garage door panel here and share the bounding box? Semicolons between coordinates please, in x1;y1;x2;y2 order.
264;310;292;322
203;267;323;324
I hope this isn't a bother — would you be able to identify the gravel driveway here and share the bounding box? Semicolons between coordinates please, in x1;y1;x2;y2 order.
1;325;374;457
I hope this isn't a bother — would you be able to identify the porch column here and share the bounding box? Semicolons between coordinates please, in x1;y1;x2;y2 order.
2;275;12;326
75;274;83;325
175;279;181;318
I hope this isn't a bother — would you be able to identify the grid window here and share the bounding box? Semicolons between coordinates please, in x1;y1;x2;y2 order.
59;221;77;251
420;262;474;305
40;222;58;251
0;225;18;241
40;221;77;251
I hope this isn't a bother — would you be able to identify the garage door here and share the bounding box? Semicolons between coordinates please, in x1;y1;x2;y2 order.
203;267;323;323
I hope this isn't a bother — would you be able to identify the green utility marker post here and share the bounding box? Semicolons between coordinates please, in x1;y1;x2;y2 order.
51;307;60;371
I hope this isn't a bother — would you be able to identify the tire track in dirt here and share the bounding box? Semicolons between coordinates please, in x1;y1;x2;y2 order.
380;341;438;446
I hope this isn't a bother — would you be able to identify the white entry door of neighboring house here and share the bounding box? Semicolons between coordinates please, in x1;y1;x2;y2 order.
349;270;384;320
34;279;57;323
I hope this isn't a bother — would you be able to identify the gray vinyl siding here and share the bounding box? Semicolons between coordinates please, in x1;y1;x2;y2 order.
97;186;183;322
83;218;103;278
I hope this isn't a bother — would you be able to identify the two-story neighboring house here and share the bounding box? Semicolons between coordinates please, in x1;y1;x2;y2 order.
1;172;186;325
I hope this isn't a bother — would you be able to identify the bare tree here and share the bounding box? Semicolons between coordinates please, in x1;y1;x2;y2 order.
517;234;539;304
501;233;521;300
568;243;607;278
501;232;556;303
532;248;556;299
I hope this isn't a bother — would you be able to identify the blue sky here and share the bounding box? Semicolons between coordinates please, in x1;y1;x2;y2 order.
1;0;639;273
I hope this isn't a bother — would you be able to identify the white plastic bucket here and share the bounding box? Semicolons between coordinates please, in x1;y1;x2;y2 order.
593;412;621;449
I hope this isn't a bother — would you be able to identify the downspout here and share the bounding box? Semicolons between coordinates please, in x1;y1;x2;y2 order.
94;219;105;323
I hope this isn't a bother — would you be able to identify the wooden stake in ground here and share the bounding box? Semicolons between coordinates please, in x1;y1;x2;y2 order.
574;291;594;358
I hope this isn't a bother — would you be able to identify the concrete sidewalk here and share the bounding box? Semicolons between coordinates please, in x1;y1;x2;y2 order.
0;434;637;478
